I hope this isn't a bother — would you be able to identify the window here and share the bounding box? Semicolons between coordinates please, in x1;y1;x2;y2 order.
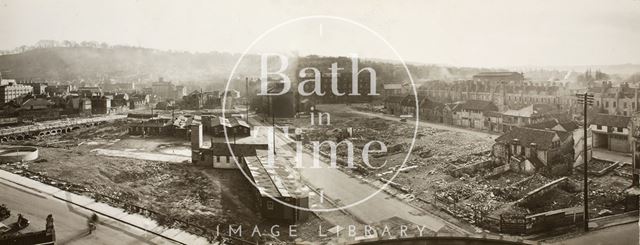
613;102;617;108
216;156;220;162
226;156;230;163
596;125;602;130
624;111;628;116
617;127;624;133
624;102;627;108
605;101;609;108
266;200;274;210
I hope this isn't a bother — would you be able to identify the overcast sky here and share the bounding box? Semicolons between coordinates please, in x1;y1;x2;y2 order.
1;0;639;67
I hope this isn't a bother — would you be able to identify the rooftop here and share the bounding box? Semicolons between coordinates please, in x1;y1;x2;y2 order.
495;127;570;150
451;100;498;112
589;113;631;128
244;150;308;198
502;104;557;118
525;119;579;132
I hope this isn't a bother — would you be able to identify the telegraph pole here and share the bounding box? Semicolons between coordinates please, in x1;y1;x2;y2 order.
245;77;250;121
271;96;276;155
576;92;593;231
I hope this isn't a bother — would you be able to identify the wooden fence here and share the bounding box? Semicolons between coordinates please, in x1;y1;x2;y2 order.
432;190;589;235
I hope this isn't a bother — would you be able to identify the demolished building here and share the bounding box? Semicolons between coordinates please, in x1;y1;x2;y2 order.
493;127;574;175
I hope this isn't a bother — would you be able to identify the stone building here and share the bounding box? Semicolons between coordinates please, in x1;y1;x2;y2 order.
0;73;33;104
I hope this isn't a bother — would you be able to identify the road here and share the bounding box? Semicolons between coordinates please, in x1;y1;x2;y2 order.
346;109;498;140
247;115;469;235
552;222;639;245
0;178;178;245
592;148;632;164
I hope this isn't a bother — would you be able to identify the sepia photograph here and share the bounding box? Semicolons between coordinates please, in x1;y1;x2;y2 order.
0;0;639;244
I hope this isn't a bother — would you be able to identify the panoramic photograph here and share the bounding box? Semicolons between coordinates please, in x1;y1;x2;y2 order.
0;0;638;244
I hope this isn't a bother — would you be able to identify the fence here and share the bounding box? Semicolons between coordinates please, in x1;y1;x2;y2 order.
432;190;589;235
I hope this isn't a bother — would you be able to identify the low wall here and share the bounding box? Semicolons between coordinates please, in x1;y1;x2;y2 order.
516;177;569;205
0;146;38;163
485;164;511;179
452;160;494;177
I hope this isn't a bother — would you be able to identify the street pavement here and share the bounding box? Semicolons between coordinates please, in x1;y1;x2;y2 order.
0;170;210;245
247;116;470;236
552;221;639;245
346;109;499;140
592;148;632;164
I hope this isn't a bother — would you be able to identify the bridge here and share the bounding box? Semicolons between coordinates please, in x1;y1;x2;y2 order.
0;115;126;142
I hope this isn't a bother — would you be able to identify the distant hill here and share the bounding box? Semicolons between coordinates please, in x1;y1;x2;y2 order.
0;45;523;84
0;47;263;81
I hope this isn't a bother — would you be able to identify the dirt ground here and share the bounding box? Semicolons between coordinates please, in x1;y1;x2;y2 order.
0;119;332;242
298;104;634;226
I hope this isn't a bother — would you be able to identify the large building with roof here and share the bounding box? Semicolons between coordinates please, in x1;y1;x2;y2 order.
243;150;309;222
493;126;575;175
525;119;589;167
589;113;632;153
201;116;251;137
189;124;309;223
0;74;33;104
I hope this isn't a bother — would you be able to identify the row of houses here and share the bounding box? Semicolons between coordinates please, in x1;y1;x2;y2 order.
384;94;571;133
414;78;640;118
384;92;639;175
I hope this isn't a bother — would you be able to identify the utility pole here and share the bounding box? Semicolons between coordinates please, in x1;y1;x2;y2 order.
245;77;249;121
271;96;276;156
576;92;593;231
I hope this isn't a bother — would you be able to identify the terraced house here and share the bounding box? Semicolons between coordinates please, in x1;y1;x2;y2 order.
448;100;498;130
